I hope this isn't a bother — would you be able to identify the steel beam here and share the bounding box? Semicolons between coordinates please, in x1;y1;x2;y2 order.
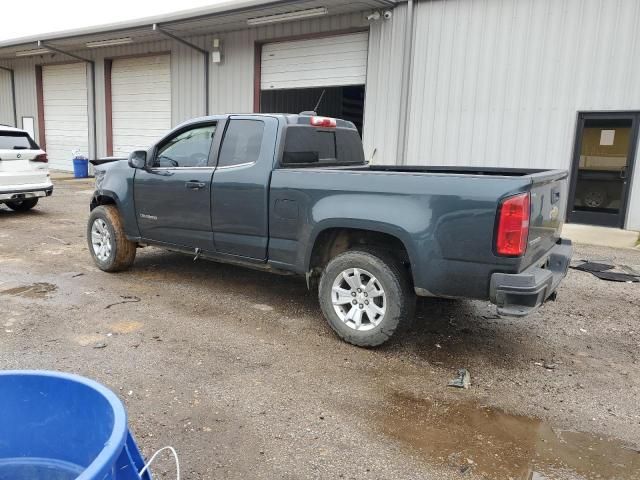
153;24;210;116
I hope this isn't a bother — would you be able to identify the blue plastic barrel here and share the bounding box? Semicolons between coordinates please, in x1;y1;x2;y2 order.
73;156;89;178
0;371;151;480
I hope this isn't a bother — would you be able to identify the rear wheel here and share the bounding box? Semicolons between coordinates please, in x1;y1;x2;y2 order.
5;198;38;212
318;248;415;347
87;205;137;272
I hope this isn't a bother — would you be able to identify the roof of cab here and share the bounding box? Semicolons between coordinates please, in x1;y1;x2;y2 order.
177;113;357;130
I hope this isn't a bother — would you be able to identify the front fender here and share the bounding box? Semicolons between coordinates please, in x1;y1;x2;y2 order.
90;160;140;239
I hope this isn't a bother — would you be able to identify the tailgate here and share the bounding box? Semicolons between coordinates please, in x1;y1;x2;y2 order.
523;170;568;268
0;149;48;189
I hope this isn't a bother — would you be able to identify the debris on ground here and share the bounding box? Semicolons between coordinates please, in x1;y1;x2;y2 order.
448;369;471;389
571;261;615;273
47;235;71;246
591;271;640;283
534;361;558;370
571;260;640;283
93;342;107;349
104;295;141;309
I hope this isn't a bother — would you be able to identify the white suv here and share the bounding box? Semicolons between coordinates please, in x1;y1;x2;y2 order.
0;125;52;211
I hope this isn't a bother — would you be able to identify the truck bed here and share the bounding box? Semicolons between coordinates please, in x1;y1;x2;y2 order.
269;165;568;300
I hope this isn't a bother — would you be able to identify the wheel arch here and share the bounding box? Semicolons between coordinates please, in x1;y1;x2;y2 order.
89;190;140;239
90;191;119;211
305;222;417;287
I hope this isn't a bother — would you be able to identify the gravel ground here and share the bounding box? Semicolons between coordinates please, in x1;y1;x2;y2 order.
1;177;639;480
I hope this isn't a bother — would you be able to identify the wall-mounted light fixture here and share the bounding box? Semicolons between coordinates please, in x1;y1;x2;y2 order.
247;7;328;26
211;38;223;64
86;37;133;48
15;48;50;57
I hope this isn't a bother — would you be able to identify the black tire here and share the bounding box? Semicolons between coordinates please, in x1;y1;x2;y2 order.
318;248;415;347
5;198;38;212
582;187;608;209
87;205;137;272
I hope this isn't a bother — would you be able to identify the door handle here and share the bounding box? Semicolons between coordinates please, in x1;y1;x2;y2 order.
185;181;206;190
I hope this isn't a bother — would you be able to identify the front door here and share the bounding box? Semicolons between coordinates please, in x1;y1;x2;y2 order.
567;113;639;228
134;122;218;250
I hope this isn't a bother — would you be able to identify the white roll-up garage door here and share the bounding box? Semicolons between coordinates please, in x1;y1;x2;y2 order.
261;32;369;90
42;63;89;171
111;55;171;156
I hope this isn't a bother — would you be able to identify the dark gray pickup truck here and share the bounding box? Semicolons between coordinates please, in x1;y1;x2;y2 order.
88;113;572;347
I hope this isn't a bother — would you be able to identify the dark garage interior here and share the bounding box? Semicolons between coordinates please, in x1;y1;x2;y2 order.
260;85;365;135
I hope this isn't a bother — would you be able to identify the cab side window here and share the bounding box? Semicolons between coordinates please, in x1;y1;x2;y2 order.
217;120;265;168
153;124;216;168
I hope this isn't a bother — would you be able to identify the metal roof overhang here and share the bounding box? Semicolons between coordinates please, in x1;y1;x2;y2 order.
0;0;395;61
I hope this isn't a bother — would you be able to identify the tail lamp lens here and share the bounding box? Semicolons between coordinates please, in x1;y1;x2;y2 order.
496;192;530;257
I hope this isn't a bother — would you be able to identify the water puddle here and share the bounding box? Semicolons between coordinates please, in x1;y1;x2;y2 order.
1;283;57;299
381;392;640;479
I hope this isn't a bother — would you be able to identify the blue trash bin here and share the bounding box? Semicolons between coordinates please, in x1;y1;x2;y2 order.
73;156;89;178
0;370;151;480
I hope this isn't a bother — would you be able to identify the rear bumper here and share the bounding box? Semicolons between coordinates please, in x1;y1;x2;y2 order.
0;184;53;201
490;239;572;317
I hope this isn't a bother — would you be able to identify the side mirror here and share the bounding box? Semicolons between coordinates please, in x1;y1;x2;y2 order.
128;150;147;169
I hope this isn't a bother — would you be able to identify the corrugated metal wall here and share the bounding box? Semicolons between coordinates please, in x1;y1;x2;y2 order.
0;69;14;126
363;3;406;163
405;0;640;171
405;0;640;229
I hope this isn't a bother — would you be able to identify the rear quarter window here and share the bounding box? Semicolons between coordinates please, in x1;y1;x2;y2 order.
217;119;265;168
0;132;39;150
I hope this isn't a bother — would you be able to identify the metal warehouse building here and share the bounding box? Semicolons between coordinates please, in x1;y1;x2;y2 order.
1;0;639;231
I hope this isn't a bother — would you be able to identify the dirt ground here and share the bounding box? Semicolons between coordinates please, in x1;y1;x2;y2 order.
1;177;639;480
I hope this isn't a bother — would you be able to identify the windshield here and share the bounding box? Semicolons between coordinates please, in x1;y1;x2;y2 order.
0;132;39;150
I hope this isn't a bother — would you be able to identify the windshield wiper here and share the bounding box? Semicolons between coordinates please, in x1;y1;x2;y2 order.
12;146;29;150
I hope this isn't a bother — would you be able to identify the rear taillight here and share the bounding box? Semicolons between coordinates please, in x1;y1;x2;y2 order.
310;116;336;128
31;154;48;163
496;192;530;257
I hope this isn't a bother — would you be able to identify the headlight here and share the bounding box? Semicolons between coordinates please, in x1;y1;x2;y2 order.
94;169;106;190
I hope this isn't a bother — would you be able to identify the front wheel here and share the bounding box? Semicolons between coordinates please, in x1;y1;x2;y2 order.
87;205;137;272
318;248;415;347
5;198;38;212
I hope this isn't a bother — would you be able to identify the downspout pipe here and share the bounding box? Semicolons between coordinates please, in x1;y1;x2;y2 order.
396;0;415;165
0;65;18;127
38;41;97;161
153;24;210;116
